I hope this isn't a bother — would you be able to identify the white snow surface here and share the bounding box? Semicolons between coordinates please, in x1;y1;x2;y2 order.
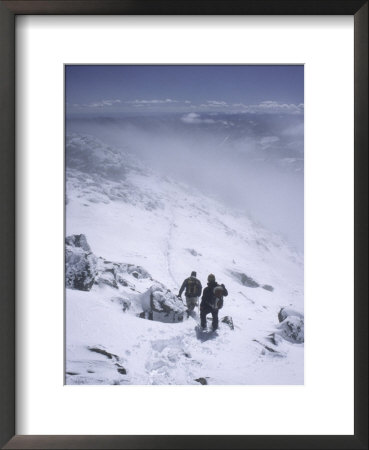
66;134;304;385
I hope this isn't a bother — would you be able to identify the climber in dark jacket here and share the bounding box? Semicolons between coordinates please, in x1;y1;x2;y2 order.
200;274;228;331
178;271;202;314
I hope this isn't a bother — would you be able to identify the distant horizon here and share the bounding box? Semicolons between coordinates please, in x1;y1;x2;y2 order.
66;109;305;117
66;65;304;116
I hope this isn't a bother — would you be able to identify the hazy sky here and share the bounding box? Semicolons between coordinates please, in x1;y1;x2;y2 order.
66;65;304;115
66;65;304;251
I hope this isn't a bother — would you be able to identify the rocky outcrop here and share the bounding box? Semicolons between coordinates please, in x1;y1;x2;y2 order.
139;284;186;323
278;307;303;323
221;316;234;330
277;316;304;343
229;270;260;288
94;259;150;289
66;234;151;292
267;333;284;346
65;234;98;291
229;270;274;292
66;234;92;252
88;346;128;376
277;308;304;343
88;346;118;360
195;377;208;385
262;284;274;292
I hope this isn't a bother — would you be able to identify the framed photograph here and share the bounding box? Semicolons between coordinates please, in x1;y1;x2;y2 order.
64;63;305;388
0;1;367;449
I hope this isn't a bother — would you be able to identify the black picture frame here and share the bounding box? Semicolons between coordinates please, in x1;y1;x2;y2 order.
0;1;367;449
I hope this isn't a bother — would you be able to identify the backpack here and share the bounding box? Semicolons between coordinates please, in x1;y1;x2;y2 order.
187;277;200;296
213;285;224;309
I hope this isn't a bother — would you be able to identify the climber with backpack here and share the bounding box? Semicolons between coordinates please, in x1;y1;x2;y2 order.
178;271;202;316
200;274;228;331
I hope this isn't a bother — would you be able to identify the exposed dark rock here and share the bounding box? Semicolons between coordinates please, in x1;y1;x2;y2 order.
221;316;234;330
262;284;274;292
276;308;304;343
66;234;152;293
277;316;304;343
66;372;79;376
187;248;202;257
88;347;118;360
195;377;208;385
88;347;129;376
116;365;127;375
95;267;119;289
253;339;285;357
229;270;260;288
65;234;98;291
278;307;304;323
253;339;277;353
138;311;155;320
267;333;284;346
65;234;91;252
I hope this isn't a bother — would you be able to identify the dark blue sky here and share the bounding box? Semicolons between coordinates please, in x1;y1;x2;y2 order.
66;65;304;114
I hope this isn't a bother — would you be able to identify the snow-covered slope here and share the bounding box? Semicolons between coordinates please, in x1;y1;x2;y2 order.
66;134;304;385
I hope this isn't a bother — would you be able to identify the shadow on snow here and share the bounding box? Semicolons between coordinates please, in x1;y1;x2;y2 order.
195;326;219;342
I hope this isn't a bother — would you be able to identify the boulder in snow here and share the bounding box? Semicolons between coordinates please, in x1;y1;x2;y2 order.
95;261;128;289
277;316;304;343
94;260;150;289
95;265;119;289
125;264;151;279
139;284;186;323
276;308;304;343
278;307;304;323
195;377;208;385
65;233;92;252
65;234;98;291
221;316;234;330
262;284;274;292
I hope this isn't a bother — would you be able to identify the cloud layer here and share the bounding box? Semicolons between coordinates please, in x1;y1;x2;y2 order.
69;98;304;115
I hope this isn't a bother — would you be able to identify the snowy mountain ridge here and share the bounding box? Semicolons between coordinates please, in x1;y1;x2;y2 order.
66;133;304;385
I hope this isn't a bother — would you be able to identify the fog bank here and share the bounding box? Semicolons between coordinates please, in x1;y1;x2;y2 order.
66;112;304;252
